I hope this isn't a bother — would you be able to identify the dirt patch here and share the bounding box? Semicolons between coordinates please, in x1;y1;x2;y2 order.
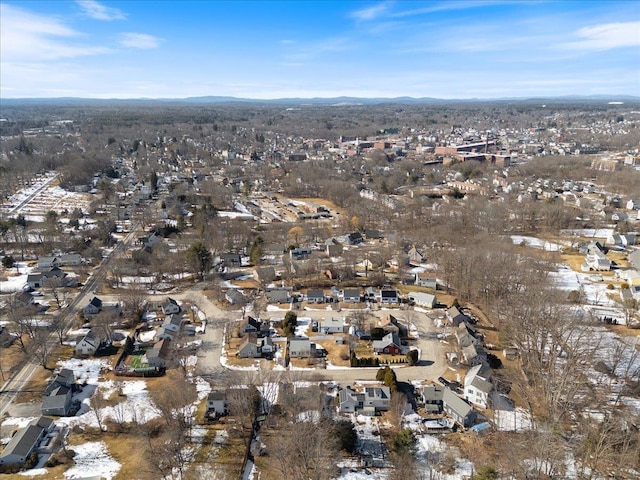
314;340;350;367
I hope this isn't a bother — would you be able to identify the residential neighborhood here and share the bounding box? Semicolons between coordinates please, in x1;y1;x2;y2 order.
1;97;639;480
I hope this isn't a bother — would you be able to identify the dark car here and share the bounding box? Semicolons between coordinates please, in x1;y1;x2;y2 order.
437;376;451;387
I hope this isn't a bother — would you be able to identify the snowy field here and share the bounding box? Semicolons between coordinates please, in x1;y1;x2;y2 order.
0;263;33;292
510;235;564;251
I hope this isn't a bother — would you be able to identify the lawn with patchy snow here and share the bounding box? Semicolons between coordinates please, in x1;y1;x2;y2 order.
64;441;120;479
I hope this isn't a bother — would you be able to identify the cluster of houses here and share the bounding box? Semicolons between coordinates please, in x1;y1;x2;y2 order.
421;364;494;428
25;254;83;291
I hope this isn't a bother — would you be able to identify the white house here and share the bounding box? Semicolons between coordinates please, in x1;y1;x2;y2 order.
464;364;493;409
408;292;437;308
582;250;612;271
161;297;181;315
75;331;99;356
319;317;346;334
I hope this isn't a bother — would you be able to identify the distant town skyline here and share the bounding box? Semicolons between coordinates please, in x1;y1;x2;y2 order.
1;0;639;99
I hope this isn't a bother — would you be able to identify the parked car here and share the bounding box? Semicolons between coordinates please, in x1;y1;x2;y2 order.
437;376;451;387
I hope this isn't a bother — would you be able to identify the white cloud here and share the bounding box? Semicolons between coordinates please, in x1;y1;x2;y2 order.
392;0;507;18
76;0;125;21
0;3;111;61
119;33;162;49
350;2;390;21
563;21;640;51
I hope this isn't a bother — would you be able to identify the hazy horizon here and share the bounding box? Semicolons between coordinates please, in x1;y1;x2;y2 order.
1;1;639;99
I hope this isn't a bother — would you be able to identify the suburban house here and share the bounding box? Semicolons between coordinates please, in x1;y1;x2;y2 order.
237;333;260;358
225;289;249;305
161;297;181;315
0;417;55;466
373;332;403;355
37;254;82;269
346;232;363;245
608;233;637;248
364;229;382;240
582;249;612;271
83;296;103;316
306;289;325;304
421;384;445;414
26;267;76;289
157;314;184;340
289;247;312;260
266;289;290;304
364;287;379;302
623;285;640;302
456;322;480;349
260;336;275;357
442;388;477;428
45;368;75;395
338;386;391;415
326;243;343;258
407;246;424;265
288;337;313;358
342;288;361;303
415;273;437;289
630;250;640;270
41;386;73;416
582;242;612;271
380;288;399;304
319;317;346;334
408;292;437;308
464;364;493;409
75;330;99;356
243;316;269;337
221;253;242;266
446;306;471;326
461;343;482;366
377;314;409;338
206;390;227;417
145;338;171;368
254;266;277;284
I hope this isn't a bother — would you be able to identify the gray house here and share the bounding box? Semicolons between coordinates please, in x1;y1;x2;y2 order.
83;296;103;316
421;385;444;413
446;306;470;327
415;273;437;289
0;417;54;465
266;289;290;304
442;388;477;428
408;292;436;308
306;289;325;304
45;368;74;395
146;338;171;368
288;337;313;358
338;386;391;415
342;288;361;303
42;386;73;416
237;333;260;358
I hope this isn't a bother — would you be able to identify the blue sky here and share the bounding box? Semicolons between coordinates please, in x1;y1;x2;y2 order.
1;0;639;99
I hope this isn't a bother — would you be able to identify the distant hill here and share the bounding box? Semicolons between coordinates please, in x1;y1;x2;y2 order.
1;94;638;107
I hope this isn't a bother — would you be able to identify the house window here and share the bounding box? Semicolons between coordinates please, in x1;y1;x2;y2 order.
468;388;474;395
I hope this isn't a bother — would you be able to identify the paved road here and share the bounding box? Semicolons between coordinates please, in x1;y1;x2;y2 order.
4;173;58;215
188;300;449;385
0;225;141;418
